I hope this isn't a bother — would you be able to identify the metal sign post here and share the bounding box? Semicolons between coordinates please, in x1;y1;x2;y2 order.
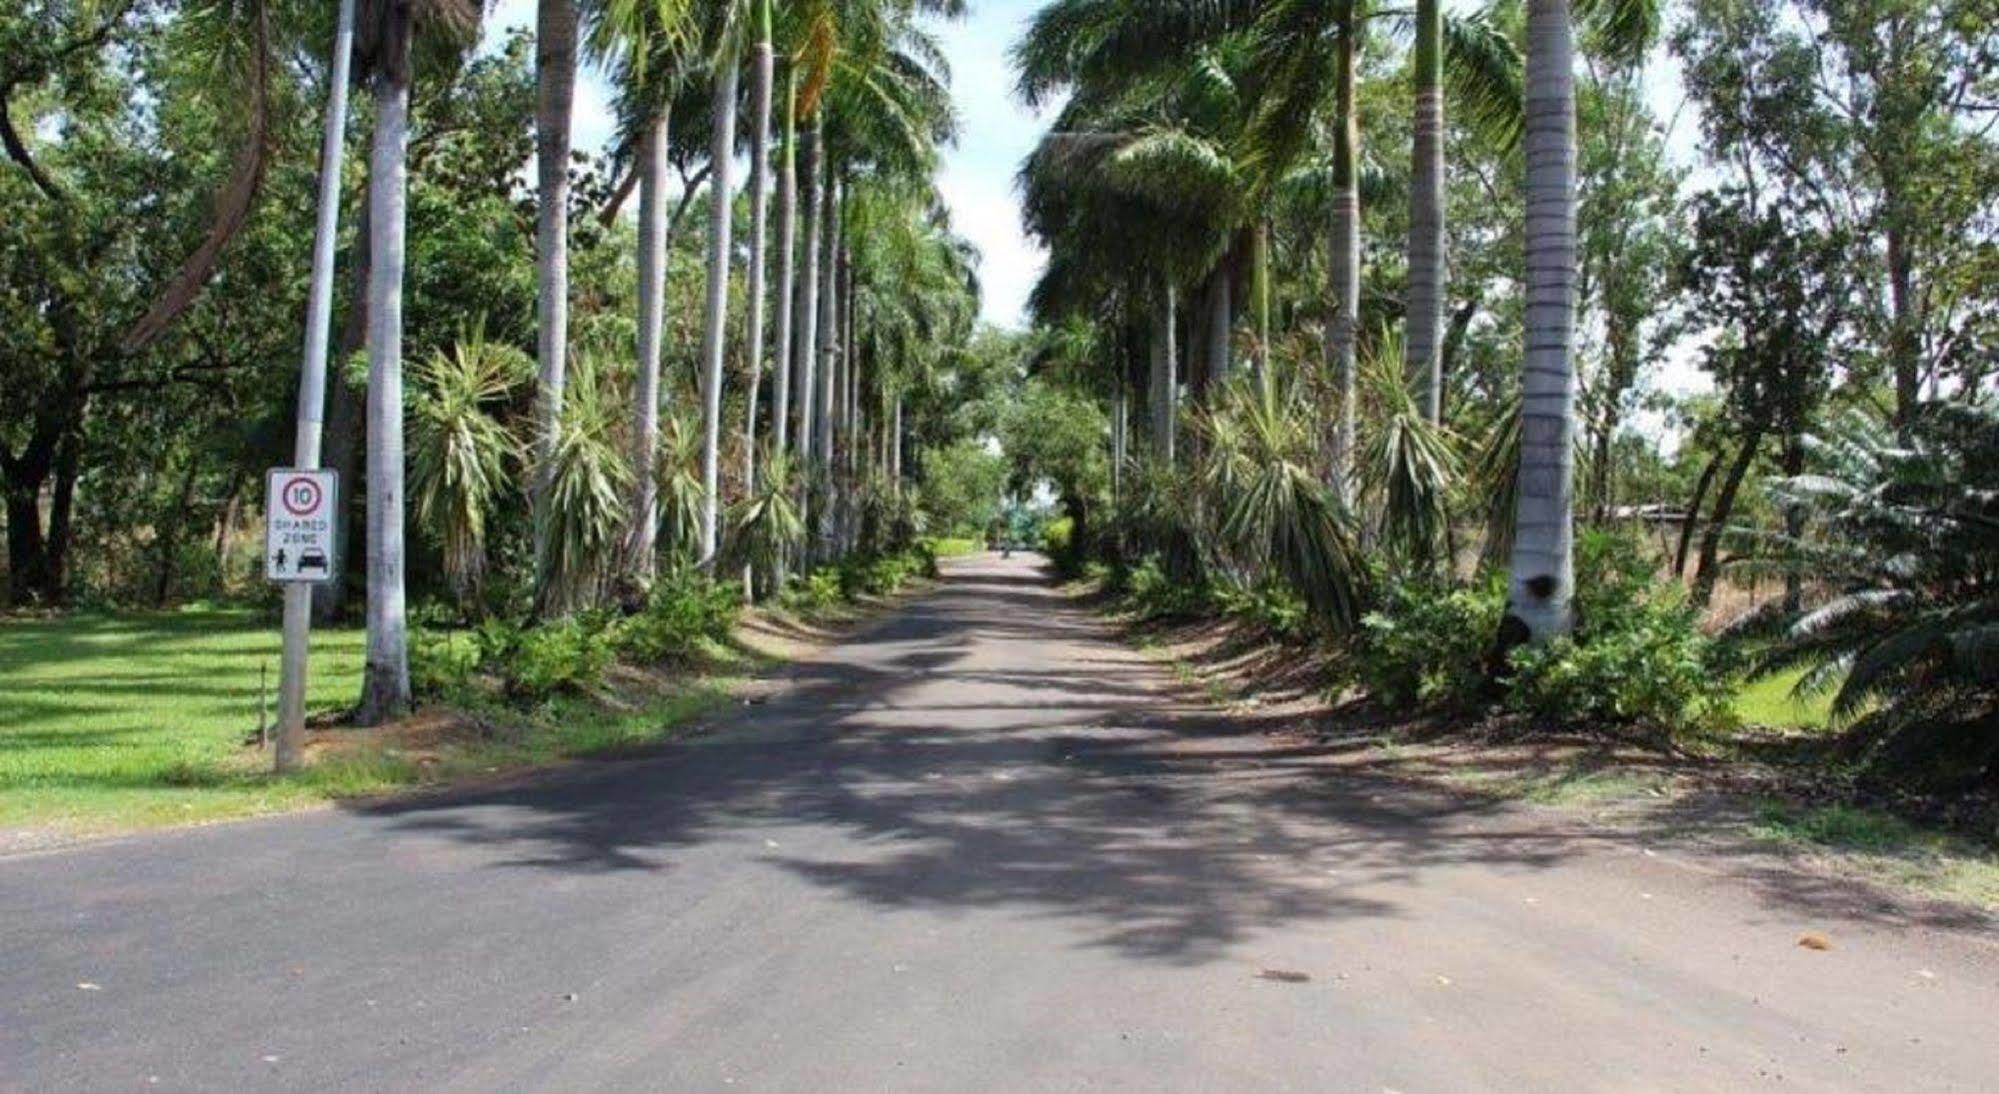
274;0;357;774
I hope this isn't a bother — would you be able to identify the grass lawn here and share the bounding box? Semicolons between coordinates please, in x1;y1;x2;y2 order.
1732;667;1836;729
0;608;730;839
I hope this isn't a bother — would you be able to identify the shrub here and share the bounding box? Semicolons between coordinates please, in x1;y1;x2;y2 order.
409;627;480;698
1215;581;1311;643
475;615;615;701
1122;556;1214;621
1506;533;1729;733
1358;577;1507;711
1042;516;1073;559
781;567;845;612
615;574;742;663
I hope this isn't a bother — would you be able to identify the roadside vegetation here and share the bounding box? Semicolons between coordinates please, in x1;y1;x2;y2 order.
996;0;1998;888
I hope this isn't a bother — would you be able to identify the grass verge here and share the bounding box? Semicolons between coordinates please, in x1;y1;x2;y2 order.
0;601;864;844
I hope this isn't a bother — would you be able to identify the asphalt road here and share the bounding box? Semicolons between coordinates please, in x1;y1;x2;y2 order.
4;553;1996;1091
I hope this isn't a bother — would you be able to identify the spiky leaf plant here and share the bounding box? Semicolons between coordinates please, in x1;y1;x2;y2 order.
536;353;631;616
1741;403;1999;781
1196;369;1368;632
408;329;531;610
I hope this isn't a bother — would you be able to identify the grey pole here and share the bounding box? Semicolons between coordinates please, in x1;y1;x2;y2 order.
277;0;357;773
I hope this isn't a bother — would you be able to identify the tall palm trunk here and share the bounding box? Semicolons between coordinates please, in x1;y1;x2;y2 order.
626;106;671;586
1205;264;1232;385
357;71;412;724
814;175;841;552
1151;283;1178;462
1406;0;1445;423
697;46;741;567
794;119;823;549
771;69;798;459
1326;0;1361;501
740;11;775;504
1506;0;1579;641
532;0;578;593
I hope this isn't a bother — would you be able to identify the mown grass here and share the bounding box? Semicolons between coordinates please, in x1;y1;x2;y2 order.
0;609;730;839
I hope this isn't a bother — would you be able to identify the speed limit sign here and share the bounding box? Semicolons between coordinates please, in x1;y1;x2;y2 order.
266;468;338;582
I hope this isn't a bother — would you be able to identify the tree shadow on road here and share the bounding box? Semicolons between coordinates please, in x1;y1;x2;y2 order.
352;563;1992;963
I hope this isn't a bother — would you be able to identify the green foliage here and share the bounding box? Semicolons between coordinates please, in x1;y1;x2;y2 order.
614;573;742;664
1042;515;1074;558
1197;372;1368;633
1507;532;1728;732
918;439;1009;537
1359;578;1508;711
1214;581;1311;643
781;567;847;613
537;355;631;614
1741;404;1999;782
1121;556;1215;622
408;329;529;607
473;615;618;702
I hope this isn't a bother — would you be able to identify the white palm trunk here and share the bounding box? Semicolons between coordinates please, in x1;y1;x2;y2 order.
697;49;740;567
358;75;412;724
1151;283;1178;462
794;121;822;550
1406;0;1446;423
627;108;670;585
1507;0;1578;640
532;0;577;587
740;37;774;499
814;178;841;552
771;72;798;460
1326;1;1360;502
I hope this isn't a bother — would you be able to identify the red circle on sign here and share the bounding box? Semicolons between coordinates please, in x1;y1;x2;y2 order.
281;478;322;517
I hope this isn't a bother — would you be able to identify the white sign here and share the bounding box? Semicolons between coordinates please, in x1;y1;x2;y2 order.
265;468;338;583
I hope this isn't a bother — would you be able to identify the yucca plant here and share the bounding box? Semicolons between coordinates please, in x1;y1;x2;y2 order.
1741;402;1999;782
408;330;531;611
535;353;632;616
1359;327;1461;574
653;407;707;571
726;448;806;584
1195;369;1368;633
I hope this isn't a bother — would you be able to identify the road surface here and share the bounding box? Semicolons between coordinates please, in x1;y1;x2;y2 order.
4;553;1995;1091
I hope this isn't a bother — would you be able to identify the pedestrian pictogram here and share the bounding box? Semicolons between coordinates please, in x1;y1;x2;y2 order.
265;469;338;583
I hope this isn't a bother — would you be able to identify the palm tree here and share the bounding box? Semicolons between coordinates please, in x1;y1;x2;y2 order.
696;25;742;567
532;0;580;600
594;0;690;591
1505;0;1655;641
740;0;776;556
1407;7;1520;423
353;0;480;723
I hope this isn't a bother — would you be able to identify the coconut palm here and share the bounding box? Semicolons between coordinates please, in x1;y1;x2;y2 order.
1505;0;1657;641
353;0;482;723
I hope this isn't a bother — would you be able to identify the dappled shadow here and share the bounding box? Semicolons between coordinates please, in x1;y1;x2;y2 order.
352;555;1994;962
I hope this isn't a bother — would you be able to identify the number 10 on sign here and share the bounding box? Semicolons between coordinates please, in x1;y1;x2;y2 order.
266;469;338;583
